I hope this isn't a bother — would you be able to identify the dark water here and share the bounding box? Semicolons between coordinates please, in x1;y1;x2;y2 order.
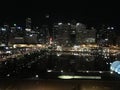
0;50;119;80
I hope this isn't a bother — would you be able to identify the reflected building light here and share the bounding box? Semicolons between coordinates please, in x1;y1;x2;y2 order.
58;75;101;79
74;76;101;79
58;75;73;79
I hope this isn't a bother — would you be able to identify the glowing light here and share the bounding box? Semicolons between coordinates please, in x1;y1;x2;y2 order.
115;65;120;73
110;71;114;74
6;74;10;77
99;71;103;73
1;28;6;31
111;27;114;29
47;70;52;72
58;75;73;79
110;61;120;75
56;46;62;51
14;24;17;26
107;27;110;29
25;28;31;31
110;61;120;71
68;23;71;25
76;23;80;26
30;34;33;37
35;75;39;78
61;70;63;72
57;53;61;56
58;75;101;79
58;23;62;25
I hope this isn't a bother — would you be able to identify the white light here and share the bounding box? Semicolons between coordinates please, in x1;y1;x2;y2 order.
6;51;11;54
35;75;39;78
86;71;89;73
118;72;120;74
74;76;101;79
57;53;61;56
7;74;10;77
30;34;33;37
58;23;62;25
1;28;6;31
47;70;52;72
68;23;71;25
13;45;16;48
25;28;31;31
105;38;108;41
14;24;17;26
61;70;63;72
107;27;110;29
106;62;108;65
110;71;113;74
76;23;80;26
58;75;73;79
5;47;9;49
58;75;101;79
46;15;50;18
0;44;6;46
56;46;62;51
73;53;79;56
111;27;114;30
99;71;103;73
17;27;21;29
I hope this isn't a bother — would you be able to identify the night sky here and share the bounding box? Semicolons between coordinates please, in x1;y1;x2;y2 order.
0;1;120;27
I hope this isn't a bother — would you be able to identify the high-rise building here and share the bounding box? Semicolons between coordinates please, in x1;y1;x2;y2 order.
76;23;96;45
0;25;10;45
37;25;50;44
52;23;70;46
9;24;26;44
52;22;96;47
97;25;117;46
25;18;32;31
24;31;38;44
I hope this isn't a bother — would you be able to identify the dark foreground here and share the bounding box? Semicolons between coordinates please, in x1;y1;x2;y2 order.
0;80;120;90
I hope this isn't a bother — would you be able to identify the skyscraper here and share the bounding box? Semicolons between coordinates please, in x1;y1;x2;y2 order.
26;18;32;31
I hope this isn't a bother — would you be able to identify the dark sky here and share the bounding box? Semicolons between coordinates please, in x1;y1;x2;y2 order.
0;1;120;26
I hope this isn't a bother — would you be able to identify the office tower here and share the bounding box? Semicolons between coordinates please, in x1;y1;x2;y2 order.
26;18;32;31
